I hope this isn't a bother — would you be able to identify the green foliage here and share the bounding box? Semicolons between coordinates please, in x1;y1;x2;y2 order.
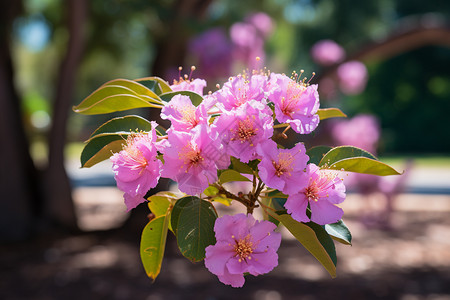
80;135;126;168
305;222;337;266
276;213;337;278
317;108;347;120
171;196;218;262
159;91;204;106
218;169;252;184
148;194;172;217
135;77;172;95
80;115;155;168
73;79;166;115
140;215;170;281
319;146;401;176
90;115;154;137
306;145;332;165
325;220;352;245
319;146;377;165
229;156;254;174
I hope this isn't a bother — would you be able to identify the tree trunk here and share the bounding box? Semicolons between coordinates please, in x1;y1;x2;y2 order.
0;0;40;241
151;0;213;76
44;0;87;230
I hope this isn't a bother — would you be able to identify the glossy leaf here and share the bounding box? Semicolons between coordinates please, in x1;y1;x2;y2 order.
210;196;233;206
135;76;172;95
325;220;352;245
218;169;251;184
171;196;217;262
319;146;377;167
140;215;169;281
90;115;154;138
306;145;332;165
277;213;337;277
147;195;171;217
159;90;204;107
328;157;402;176
204;186;233;206
74;93;158;115
170;197;192;235
80;134;126;168
230;156;253;174
103;79;161;100
317;108;347;120
306;222;337;266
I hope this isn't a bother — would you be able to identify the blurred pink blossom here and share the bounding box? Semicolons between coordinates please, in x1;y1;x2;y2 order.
337;60;368;95
189;28;233;80
332;114;380;154
311;39;345;66
245;12;274;38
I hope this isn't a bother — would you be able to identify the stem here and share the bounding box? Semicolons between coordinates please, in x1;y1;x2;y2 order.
273;123;289;129
281;125;291;139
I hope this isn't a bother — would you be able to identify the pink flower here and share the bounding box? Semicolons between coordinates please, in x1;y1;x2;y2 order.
160;94;207;132
337;60;368;95
245;12;274;39
269;73;320;134
170;78;207;95
230;22;265;69
189;28;233;80
211;100;273;163
110;124;162;211
205;214;281;288
285;164;345;225
310;39;345;66
161;124;221;194
214;74;269;111
331;114;380;154
257;139;309;195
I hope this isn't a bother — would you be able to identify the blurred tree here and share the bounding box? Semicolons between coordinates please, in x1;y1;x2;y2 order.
44;0;87;230
0;0;38;241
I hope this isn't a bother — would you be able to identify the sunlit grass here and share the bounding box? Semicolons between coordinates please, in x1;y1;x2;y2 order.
379;155;450;168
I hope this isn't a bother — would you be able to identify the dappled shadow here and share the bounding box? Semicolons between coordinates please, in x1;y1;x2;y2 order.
1;194;450;300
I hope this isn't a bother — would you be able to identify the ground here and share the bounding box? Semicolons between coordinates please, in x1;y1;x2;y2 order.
1;191;450;300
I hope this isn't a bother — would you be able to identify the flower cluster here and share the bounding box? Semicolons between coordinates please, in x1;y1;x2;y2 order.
106;68;350;286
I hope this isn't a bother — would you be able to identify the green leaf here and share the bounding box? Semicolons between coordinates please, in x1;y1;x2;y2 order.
74;93;159;115
317;108;347;120
277;213;337;278
230;157;253;174
306;146;332;165
90;115;154;138
170;197;191;235
318;146;401;175
140;215;169;281
325;220;352;245
135;77;172;95
171;196;217;262
328;157;402;176
219;169;251;184
319;146;377;167
159;90;204;107
204;186;233;206
103;79;161;100
148;195;171;217
210;196;233;206
306;222;337;266
203;185;219;197
80;134;126;168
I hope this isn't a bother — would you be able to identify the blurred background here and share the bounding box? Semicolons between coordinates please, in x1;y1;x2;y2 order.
1;0;450;299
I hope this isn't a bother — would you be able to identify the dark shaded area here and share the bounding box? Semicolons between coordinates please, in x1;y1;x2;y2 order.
1;207;449;300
